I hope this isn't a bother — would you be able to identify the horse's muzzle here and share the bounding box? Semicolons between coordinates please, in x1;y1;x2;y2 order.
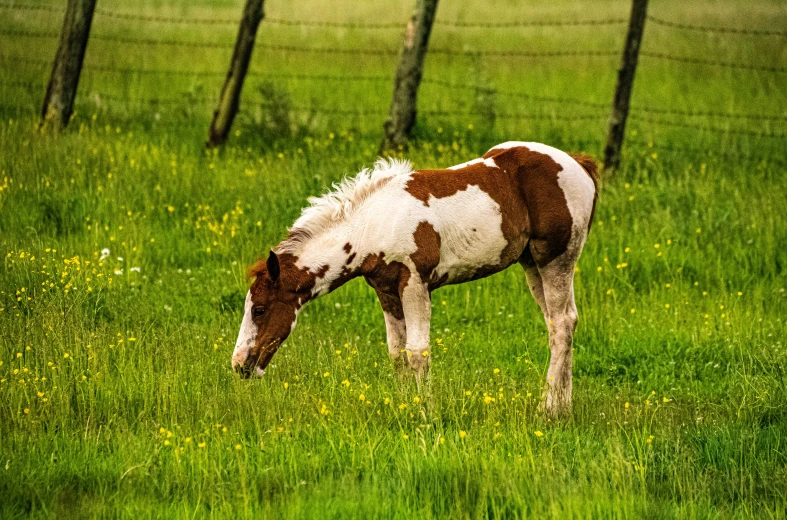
234;358;265;378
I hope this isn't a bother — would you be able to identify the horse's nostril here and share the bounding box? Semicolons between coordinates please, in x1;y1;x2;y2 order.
234;362;253;379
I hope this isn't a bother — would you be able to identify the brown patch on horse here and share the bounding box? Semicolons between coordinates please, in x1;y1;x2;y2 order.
343;243;352;253
374;288;405;321
484;146;573;267
346;252;356;265
358;252;412;319
411;221;441;284
569;153;599;233
248;258;267;280
405;162;528;270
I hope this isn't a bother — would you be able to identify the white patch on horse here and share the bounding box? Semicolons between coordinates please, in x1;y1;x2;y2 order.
448;157;498;170
280;157;412;256
287;161;509;295
486;141;524;151
232;291;258;371
428;186;507;283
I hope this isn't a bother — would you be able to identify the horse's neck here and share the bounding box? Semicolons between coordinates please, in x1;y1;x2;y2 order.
286;225;359;297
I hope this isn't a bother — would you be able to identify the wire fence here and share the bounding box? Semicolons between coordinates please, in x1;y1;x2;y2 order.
3;26;783;70
3;2;784;35
646;15;786;37
0;1;785;155
0;28;623;59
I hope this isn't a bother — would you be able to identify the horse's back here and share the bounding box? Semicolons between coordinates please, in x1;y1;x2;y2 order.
363;142;598;284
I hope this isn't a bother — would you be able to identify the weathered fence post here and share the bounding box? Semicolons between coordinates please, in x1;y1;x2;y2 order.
380;0;439;152
207;0;265;148
603;0;649;173
40;0;97;131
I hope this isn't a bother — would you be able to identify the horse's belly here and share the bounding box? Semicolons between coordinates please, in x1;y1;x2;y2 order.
430;188;512;285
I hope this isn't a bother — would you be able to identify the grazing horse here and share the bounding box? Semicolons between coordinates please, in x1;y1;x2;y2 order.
233;141;598;415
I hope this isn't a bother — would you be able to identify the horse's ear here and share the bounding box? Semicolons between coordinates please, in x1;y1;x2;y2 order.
267;250;280;282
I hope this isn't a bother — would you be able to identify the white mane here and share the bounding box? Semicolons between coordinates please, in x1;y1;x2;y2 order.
279;157;413;253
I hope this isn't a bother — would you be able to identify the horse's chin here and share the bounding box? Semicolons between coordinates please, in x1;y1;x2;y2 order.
233;357;267;378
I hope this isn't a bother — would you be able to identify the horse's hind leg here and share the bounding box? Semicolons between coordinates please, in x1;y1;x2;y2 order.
519;247;548;321
529;241;581;417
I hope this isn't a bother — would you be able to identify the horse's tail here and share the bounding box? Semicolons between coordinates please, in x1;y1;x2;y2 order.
569;153;600;232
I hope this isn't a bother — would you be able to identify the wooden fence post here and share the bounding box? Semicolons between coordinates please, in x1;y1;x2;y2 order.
603;0;649;173
207;0;265;148
380;0;439;152
40;0;97;131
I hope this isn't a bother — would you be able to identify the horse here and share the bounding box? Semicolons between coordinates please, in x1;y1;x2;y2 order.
232;141;598;415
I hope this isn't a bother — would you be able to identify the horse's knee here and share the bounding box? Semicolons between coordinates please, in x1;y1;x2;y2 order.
548;312;575;340
566;308;578;332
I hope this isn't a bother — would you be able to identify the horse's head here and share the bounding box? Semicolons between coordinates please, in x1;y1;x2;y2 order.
232;251;304;378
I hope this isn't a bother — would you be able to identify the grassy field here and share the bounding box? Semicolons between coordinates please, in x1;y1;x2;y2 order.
1;0;787;518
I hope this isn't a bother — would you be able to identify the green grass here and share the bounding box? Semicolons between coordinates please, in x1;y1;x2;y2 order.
1;0;787;518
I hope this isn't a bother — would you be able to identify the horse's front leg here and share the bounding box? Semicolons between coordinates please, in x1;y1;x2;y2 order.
374;289;408;375
399;271;432;382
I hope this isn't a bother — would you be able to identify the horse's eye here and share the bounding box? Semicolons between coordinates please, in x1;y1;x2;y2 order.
251;307;266;318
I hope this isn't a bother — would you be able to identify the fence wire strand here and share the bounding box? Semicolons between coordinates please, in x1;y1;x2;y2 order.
630;114;785;138
0;2;626;29
634;106;787;122
656;143;787;166
0;29;623;59
641;51;787;73
647;15;787;37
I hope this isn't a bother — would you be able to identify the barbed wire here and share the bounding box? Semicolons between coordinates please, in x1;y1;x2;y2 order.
633;105;787;122
629;114;785;138
1;85;783;141
656;143;787;167
4;58;392;84
641;51;787;73
0;2;60;14
82;91;215;105
3;62;786;125
1;78;40;89
646;15;786;37
0;3;626;30
8;28;786;70
265;17;627;29
430;49;619;58
0;29;623;58
0;63;610;115
1;3;781;38
426;110;604;122
0;2;619;29
245;103;606;121
434;18;627;28
96;9;234;25
264;18;401;29
421;78;610;110
0;28;60;39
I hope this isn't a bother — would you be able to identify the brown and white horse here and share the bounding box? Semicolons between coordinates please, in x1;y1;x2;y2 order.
233;141;598;415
